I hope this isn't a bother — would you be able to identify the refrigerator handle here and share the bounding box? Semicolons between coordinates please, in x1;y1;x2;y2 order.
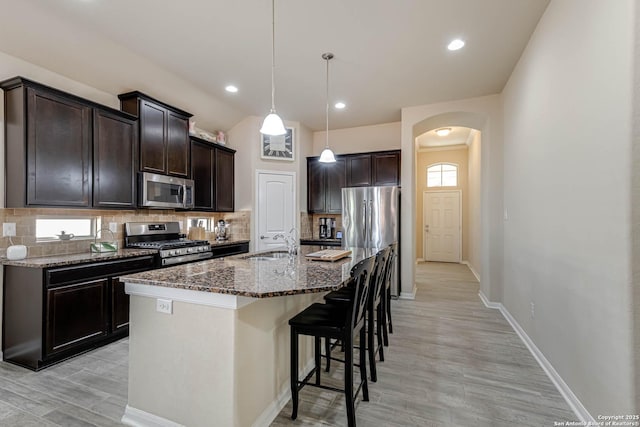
362;199;367;246
368;199;374;246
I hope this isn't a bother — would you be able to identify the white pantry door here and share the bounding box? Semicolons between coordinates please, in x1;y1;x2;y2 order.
423;191;461;262
256;171;296;251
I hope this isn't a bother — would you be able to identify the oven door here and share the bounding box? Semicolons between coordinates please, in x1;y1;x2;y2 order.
139;172;194;209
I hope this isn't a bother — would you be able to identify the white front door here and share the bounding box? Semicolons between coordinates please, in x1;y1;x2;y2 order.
424;191;461;262
256;171;296;251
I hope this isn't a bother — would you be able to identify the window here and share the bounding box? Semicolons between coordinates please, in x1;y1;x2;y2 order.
36;217;101;241
427;163;458;187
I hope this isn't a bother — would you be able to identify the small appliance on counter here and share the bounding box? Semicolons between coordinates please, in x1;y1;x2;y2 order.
319;218;328;239
214;220;230;241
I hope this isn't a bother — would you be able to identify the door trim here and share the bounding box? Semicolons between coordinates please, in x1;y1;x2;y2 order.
423;189;462;263
254;170;297;248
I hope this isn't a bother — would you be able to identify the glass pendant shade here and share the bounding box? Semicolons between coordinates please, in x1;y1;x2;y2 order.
319;147;336;163
260;111;286;135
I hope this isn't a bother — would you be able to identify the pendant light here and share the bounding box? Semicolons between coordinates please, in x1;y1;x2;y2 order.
318;52;336;163
260;0;286;136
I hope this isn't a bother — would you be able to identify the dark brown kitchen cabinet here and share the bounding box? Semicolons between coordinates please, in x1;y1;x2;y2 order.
2;255;155;371
111;278;130;333
46;279;109;356
93;108;138;208
0;77;139;209
307;157;346;213
119;91;193;178
190;136;235;212
346;154;372;187
1;78;92;207
346;150;401;187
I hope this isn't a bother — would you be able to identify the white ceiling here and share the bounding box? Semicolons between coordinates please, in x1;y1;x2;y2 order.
0;0;549;133
417;127;473;148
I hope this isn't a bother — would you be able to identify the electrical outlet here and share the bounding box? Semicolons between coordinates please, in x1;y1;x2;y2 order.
109;222;118;233
156;299;173;314
3;223;16;237
530;302;535;318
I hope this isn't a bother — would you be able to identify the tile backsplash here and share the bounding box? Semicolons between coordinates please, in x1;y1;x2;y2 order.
0;208;250;259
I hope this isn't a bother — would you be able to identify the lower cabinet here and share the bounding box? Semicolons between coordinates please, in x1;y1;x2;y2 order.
46;279;109;355
2;255;155;370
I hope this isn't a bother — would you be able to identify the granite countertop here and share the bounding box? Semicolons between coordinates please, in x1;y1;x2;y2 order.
121;246;378;298
1;248;158;268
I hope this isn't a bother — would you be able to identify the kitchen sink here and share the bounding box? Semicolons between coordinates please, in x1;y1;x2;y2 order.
245;251;290;261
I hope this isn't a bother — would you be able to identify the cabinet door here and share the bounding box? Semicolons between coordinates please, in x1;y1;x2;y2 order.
191;140;214;210
139;100;167;174
214;148;235;212
372;151;401;186
167;111;190;177
111;278;130;333
346;154;372;187
93;109;137;208
46;279;108;356
307;158;326;213
26;88;91;206
326;158;346;213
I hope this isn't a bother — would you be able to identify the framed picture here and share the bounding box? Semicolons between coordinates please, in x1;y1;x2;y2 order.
261;127;294;161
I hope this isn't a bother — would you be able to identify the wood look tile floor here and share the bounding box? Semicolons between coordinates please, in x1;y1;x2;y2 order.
0;262;577;426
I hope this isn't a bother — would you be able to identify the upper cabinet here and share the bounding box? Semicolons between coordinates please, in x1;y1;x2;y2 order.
190;136;235;212
346;150;401;187
93;108;138;208
307;150;400;213
119;91;192;178
1;77;137;209
307;157;346;214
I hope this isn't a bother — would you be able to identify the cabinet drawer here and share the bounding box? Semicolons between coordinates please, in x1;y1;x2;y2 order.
47;256;156;287
211;242;249;259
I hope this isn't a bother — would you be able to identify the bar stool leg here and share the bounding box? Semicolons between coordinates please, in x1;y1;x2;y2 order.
344;335;355;427
367;306;377;382
381;293;390;346
325;337;331;372
377;304;385;361
314;336;322;385
360;327;369;402
290;328;299;420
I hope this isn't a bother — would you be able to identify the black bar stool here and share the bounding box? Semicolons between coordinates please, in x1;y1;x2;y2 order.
381;242;397;346
289;256;375;427
324;247;390;382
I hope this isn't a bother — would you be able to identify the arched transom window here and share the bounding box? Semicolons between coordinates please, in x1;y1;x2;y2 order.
427;163;458;187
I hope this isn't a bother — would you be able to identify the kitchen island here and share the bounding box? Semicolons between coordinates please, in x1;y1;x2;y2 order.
120;246;375;427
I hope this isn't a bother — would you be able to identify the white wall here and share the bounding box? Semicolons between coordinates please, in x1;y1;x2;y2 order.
502;0;634;415
467;130;482;279
228;116;313;248
312;122;400;155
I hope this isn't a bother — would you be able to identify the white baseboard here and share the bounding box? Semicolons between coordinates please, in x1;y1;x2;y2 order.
477;291;595;424
252;358;315;427
399;287;416;300
461;260;480;282
122;405;184;427
415;258;425;263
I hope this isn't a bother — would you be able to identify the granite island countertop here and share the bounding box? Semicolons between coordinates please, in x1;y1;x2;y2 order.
1;248;158;268
121;245;378;298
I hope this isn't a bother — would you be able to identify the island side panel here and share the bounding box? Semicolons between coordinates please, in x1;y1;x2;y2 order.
127;295;237;426
234;293;323;426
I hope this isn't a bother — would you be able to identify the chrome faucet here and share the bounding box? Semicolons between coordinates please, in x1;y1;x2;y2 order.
273;228;298;257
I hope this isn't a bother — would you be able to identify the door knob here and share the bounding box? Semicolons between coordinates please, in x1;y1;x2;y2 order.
260;235;266;240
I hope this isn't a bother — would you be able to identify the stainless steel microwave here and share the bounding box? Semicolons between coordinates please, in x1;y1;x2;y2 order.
139;172;194;209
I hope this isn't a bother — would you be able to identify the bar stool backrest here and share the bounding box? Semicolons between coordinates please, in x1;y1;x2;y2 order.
385;242;397;290
370;247;391;306
348;256;376;332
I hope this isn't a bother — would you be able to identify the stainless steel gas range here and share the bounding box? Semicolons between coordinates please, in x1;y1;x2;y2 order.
125;221;213;267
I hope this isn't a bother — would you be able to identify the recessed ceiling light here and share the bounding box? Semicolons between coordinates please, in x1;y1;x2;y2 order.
225;85;238;93
335;102;346;109
436;128;451;137
447;39;465;51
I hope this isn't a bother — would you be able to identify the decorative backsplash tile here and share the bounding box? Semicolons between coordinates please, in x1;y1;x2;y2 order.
0;208;251;259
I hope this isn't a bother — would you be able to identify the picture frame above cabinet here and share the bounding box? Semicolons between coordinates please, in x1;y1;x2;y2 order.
119;91;193;178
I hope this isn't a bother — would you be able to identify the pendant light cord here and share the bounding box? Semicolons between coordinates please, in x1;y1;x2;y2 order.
270;0;276;112
325;56;330;148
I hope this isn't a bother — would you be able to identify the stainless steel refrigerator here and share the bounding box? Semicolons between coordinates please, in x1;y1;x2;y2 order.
342;186;400;296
